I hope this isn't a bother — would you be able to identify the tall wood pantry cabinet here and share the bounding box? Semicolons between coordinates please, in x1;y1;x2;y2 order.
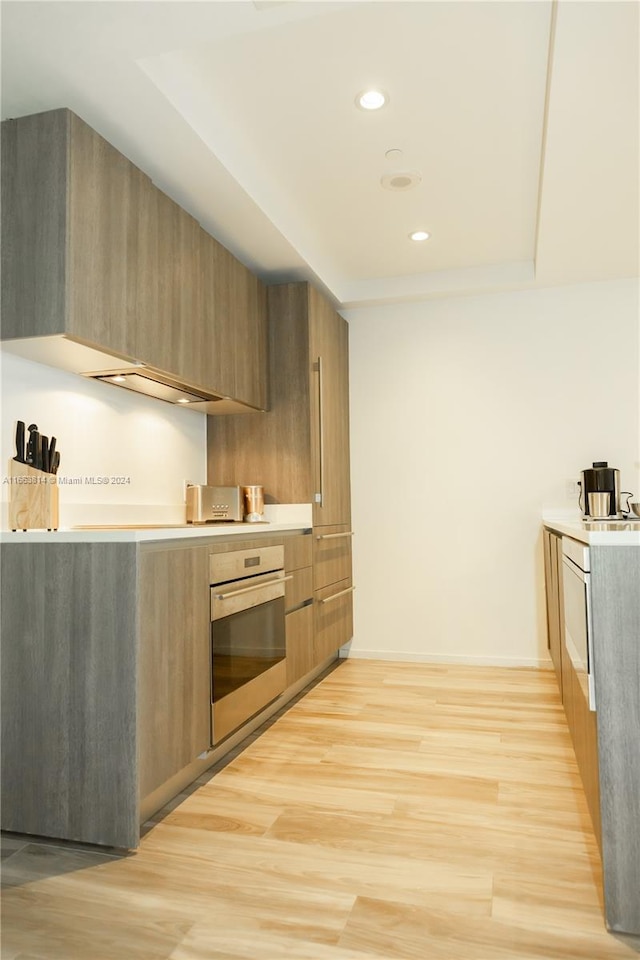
207;281;354;667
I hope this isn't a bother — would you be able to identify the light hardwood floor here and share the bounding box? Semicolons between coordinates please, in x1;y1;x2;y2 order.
2;660;639;960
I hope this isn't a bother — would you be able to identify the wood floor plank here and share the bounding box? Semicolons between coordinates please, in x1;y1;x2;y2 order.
168;925;390;960
339;894;639;960
139;822;493;914
3;660;637;959
148;790;284;836
214;764;399;815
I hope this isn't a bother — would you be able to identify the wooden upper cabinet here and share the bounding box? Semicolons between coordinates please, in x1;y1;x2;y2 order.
200;232;235;400
175;207;203;387
1;108;141;357
1;107;268;410
136;192;203;386
134;185;176;374
199;232;267;408
2;114;65;338
232;259;268;411
65;112;143;359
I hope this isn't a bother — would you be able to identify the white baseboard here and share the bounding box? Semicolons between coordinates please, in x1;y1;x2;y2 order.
339;648;553;669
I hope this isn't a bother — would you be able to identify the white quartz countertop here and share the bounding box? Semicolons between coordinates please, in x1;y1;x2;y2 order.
0;521;311;544
543;515;640;545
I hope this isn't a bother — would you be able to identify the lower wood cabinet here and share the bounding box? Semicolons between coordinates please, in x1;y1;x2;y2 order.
285;604;314;687
313;524;354;663
542;528;564;697
137;543;211;800
1;542;140;849
0;540;214;849
284;532;314;686
313;524;353;590
544;527;600;844
314;578;354;663
562;645;601;846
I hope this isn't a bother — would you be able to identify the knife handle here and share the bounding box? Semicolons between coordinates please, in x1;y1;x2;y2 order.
26;428;36;466
51;451;60;475
15;421;25;463
34;432;42;471
41;435;50;474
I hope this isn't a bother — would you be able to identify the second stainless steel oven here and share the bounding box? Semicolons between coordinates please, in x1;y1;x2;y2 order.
210;545;290;744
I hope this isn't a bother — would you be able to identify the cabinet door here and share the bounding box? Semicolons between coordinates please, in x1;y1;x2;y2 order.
313;524;353;590
286;604;314;686
1;111;68;340
232;260;268;410
283;533;313;572
543;529;563;698
135;187;178;374
201;231;235;399
207;282;312;500
314;577;354;664
174;207;202;387
309;285;351;526
67;113;140;359
563;651;601;847
134;192;202;384
138;545;211;800
285;566;313;612
0;542;139;849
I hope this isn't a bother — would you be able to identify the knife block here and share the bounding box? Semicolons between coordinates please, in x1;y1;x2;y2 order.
8;460;59;531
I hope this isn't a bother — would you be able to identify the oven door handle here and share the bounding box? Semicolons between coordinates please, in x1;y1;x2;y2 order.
213;574;293;601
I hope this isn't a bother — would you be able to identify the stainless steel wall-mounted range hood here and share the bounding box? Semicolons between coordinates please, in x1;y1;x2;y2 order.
1;335;263;415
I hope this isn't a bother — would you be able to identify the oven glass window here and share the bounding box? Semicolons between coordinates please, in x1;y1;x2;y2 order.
212;596;285;701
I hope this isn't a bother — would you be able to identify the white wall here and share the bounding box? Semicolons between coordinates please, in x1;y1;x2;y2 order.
1;353;207;528
344;279;640;666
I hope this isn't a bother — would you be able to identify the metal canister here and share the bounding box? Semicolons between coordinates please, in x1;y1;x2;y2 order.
242;485;264;522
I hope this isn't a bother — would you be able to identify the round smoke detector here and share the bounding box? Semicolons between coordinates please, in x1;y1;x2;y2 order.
380;170;422;191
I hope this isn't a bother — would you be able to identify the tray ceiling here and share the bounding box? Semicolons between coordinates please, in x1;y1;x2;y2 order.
1;1;638;308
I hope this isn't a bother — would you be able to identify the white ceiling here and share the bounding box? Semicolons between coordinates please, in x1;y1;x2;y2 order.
1;1;638;309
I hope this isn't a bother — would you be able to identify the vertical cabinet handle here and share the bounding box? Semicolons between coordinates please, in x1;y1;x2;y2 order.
314;356;324;506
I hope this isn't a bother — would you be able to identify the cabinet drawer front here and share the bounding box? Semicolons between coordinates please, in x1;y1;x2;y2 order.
285;566;313;612
313;524;353;590
286;604;314;686
314;577;354;661
284;533;312;572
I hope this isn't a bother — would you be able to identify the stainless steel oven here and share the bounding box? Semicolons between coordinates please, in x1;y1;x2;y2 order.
210;545;290;744
562;536;596;711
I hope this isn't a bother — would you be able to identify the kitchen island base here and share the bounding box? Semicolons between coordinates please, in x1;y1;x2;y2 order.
1;527;347;849
543;523;640;936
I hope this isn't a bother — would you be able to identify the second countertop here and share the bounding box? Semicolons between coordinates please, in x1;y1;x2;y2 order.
543;515;640;545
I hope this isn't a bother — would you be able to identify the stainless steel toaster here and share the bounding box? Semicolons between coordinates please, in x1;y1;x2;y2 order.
186;485;243;523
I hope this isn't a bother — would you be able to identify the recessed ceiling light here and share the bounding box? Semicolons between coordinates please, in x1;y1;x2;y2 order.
177;398;190;404
380;171;422;191
112;375;127;383
356;89;387;111
410;231;431;242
